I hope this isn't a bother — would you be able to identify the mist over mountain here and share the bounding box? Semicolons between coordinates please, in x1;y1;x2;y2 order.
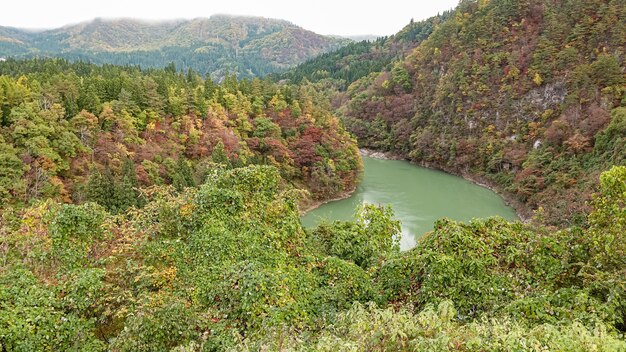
0;15;349;78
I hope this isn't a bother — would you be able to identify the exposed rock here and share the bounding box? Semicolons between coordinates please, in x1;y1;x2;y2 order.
359;148;403;160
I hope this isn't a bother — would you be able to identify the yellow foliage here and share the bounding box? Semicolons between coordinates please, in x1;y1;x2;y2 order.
157;266;177;288
541;109;554;121
506;66;520;81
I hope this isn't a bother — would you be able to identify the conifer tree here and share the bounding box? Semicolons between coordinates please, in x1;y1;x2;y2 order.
172;157;195;191
116;157;142;210
211;140;230;167
86;167;116;211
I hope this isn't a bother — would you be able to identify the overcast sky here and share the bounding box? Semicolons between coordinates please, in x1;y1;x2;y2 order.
1;0;459;36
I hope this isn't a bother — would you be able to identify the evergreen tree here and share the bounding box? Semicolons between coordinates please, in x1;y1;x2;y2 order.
172;157;195;191
116;157;142;210
204;77;217;99
211;140;230;167
86;167;116;212
86;160;142;213
178;157;195;188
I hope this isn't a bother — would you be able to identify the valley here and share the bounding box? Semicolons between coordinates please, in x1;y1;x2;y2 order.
0;0;625;350
302;155;518;250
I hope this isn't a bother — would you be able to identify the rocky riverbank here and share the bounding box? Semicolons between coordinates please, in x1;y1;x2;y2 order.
359;148;404;160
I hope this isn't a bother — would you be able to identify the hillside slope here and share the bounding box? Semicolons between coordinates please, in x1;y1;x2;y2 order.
300;0;626;226
0;59;361;211
0;16;349;78
2;144;624;350
279;13;451;89
1;1;626;348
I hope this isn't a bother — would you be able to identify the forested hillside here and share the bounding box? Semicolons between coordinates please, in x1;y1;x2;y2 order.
278;13;451;89
0;16;349;79
0;59;361;212
1;0;626;350
328;0;626;226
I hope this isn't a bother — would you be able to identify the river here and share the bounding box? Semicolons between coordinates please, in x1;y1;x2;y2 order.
301;156;518;250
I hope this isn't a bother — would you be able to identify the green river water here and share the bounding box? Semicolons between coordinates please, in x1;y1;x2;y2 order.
301;156;518;250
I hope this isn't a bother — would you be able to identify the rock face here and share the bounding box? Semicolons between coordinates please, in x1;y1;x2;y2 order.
359;149;403;160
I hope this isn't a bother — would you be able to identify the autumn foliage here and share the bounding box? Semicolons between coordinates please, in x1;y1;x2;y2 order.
0;59;361;212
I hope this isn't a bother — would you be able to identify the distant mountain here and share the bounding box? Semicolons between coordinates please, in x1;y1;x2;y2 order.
330;34;380;42
0;15;350;78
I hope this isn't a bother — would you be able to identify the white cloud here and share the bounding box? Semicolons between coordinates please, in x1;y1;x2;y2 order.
1;0;458;36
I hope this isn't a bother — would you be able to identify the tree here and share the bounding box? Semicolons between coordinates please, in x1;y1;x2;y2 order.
311;204;400;269
86;167;116;212
70;110;98;145
0;137;25;203
590;54;625;88
211;140;230;167
391;63;413;92
586;166;626;273
172;157;195;191
252;117;281;139
116;157;142;210
594;107;626;164
142;77;164;114
77;82;102;114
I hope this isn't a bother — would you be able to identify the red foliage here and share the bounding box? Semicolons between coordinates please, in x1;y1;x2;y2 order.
290;130;322;168
271;109;298;132
263;138;291;162
503;145;528;168
135;164;151;185
217;130;240;154
580;103;610;138
544;119;572;146
246;137;261;152
456;139;479;166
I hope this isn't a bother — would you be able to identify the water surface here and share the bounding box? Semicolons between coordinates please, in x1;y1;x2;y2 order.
301;156;518;250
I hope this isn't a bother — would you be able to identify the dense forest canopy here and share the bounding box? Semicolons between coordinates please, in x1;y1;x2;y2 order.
277;11;453;89
1;160;625;350
0;58;361;212
0;16;349;79
286;0;626;227
1;0;626;350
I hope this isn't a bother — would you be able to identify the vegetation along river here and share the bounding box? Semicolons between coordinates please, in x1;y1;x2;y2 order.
302;156;518;250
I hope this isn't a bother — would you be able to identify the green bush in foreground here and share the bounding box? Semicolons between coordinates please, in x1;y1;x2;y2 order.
0;166;625;351
242;301;626;351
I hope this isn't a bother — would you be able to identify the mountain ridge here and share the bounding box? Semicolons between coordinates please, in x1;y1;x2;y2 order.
0;15;350;78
